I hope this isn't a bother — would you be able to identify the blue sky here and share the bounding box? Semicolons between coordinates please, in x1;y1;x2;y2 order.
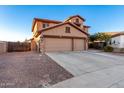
0;5;124;41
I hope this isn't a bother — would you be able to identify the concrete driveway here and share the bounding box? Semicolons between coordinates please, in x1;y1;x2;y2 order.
47;51;124;88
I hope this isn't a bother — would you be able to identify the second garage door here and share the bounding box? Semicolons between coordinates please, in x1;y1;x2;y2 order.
44;38;72;52
74;39;85;51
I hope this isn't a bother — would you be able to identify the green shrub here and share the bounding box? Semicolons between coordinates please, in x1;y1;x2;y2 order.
104;46;113;52
120;48;124;52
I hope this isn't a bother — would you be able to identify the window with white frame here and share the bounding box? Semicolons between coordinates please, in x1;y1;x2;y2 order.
42;23;49;28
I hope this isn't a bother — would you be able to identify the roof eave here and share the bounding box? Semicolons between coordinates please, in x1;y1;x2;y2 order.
32;18;62;32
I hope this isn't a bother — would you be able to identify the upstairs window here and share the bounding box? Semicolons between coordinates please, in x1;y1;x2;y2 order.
65;27;70;33
76;18;79;23
42;23;49;28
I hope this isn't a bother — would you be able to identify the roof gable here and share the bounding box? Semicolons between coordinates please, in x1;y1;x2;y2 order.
65;15;85;22
32;15;86;32
32;18;62;32
35;22;89;37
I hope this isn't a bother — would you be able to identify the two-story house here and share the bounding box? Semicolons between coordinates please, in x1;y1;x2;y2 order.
31;15;90;52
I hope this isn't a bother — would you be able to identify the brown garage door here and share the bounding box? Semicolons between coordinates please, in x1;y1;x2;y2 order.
44;38;72;52
74;39;84;51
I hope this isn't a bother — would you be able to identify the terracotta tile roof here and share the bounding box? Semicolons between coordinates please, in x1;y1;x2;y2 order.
32;18;62;32
83;25;91;28
34;18;62;23
111;32;124;37
65;15;85;22
35;22;89;37
103;32;120;36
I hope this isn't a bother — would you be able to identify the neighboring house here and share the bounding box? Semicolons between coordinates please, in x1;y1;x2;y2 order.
31;15;90;52
89;32;119;49
108;32;124;48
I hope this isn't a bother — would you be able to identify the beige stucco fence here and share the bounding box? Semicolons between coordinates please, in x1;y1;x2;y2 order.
0;41;7;54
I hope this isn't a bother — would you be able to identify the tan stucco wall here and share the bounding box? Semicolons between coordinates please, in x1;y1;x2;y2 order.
31;39;37;51
86;39;88;50
33;21;58;36
68;17;83;24
84;27;88;32
37;21;42;31
68;17;84;29
37;21;58;31
31;35;41;52
0;41;7;54
43;24;88;38
33;22;38;35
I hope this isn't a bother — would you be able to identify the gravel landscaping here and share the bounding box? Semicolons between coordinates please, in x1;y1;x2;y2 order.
0;52;73;88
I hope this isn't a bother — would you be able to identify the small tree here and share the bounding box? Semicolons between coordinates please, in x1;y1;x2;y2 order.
96;32;112;48
89;34;97;42
96;32;111;42
89;33;98;48
89;32;111;49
